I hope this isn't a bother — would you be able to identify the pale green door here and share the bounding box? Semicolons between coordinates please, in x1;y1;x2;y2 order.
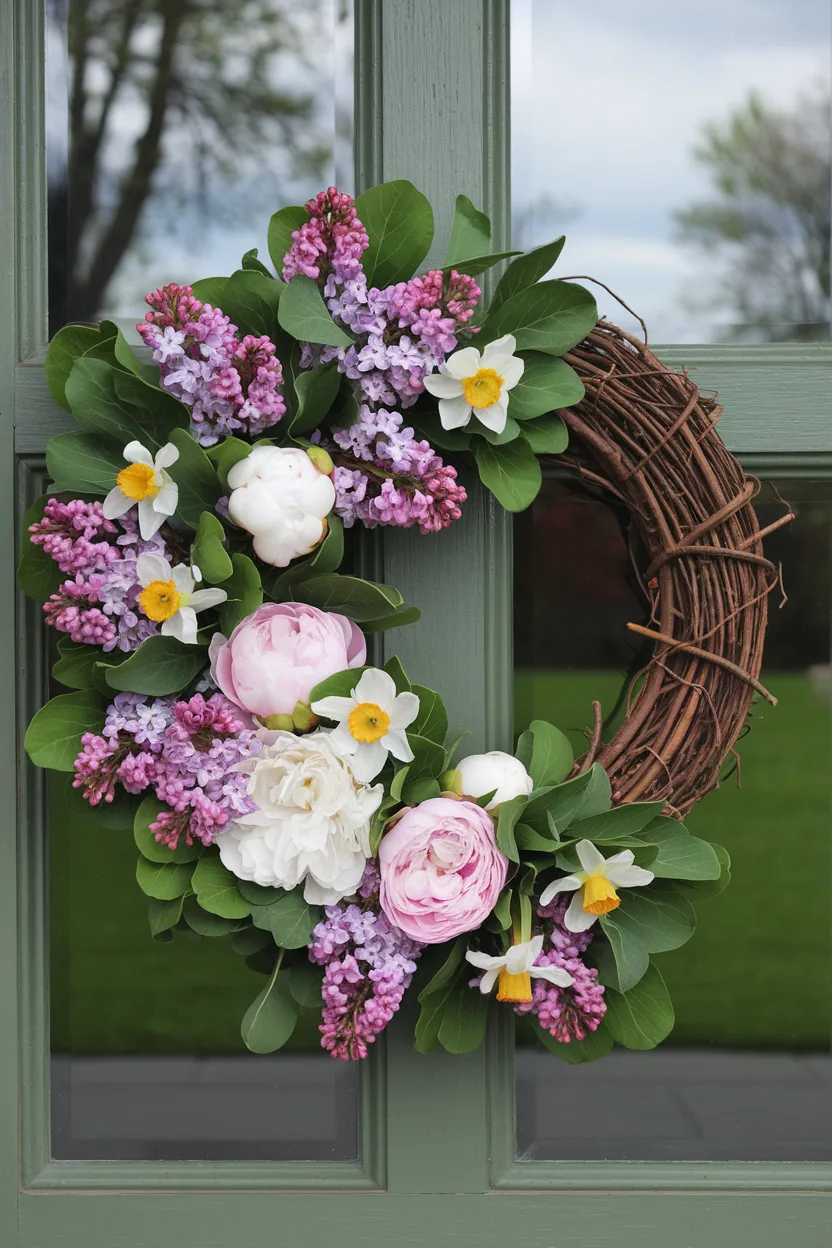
3;1;831;1244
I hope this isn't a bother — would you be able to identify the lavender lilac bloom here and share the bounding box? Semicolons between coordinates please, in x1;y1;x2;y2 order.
513;898;607;1043
73;692;260;849
33;500;167;652
308;861;421;1061
137;283;286;447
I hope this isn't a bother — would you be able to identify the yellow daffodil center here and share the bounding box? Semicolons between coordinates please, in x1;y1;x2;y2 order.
348;702;390;744
497;969;533;1003
138;579;182;622
462;367;504;409
582;873;620;916
117;462;159;501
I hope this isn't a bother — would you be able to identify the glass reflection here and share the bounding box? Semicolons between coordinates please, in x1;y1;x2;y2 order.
514;477;832;1161
46;0;354;332
511;0;832;343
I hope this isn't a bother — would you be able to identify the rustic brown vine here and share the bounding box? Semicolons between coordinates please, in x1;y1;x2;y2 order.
558;321;792;817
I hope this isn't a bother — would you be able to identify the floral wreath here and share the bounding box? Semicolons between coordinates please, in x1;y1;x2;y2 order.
20;182;751;1062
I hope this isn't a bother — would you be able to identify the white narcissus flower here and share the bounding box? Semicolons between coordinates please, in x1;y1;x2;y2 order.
226;445;335;568
456;750;533;809
136;554;227;645
423;333;524;435
219;729;384;904
103;440;179;540
311;667;420;783
466;935;573;1001
539;840;655;933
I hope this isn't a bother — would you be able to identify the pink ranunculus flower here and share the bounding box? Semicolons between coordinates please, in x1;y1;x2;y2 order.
208;602;366;720
378;797;509;944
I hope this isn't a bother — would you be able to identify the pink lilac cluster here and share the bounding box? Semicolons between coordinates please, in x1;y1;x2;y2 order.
320;406;466;534
33;501;166;652
137;283;286;447
73;692;260;849
308;862;421;1061
513;898;606;1044
282;186;369;284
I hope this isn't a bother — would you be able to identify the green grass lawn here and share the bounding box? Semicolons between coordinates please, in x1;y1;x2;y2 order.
52;669;831;1054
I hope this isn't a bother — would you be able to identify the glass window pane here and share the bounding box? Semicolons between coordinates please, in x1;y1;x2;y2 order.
514;476;832;1161
46;0;354;333
511;0;832;343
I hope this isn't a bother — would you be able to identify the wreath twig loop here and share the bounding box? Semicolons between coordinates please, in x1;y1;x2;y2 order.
560;321;793;817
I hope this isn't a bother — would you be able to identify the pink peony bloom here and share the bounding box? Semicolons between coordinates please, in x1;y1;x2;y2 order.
378;798;509;944
208;602;366;720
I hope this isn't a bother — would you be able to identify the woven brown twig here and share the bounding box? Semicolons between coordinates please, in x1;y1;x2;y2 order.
556;321;792;817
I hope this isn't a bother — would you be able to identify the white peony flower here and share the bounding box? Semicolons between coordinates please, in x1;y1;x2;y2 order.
466;935;574;1000
218;729;383;904
311;666;420;782
103;441;180;540
423;333;524;435
456;750;533;809
539;839;655;933
226;446;335;567
136;554;227;645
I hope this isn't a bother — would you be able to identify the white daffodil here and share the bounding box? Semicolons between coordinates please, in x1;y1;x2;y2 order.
423;333;524;435
466;935;574;1003
103;441;180;540
311;667;420;783
539;840;655;933
136;554;227;645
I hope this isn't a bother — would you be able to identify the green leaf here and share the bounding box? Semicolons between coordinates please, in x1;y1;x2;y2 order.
102;322;160;386
290;361;341;435
577;763;612;819
219;554;263;634
251;891;320;949
474;436;542;512
51;640;103;690
444;250;523;277
64;358;139;446
183;895;247;937
190;277;228;305
571;801;666;844
680;842;731;898
206;436;251;492
444;194;491;265
192;510;233;584
267;204;309;276
597;913;650;992
615;886;696;953
231;926;272;956
24;690;104;771
166;427;221;527
521;414;569;455
237;880;285;906
135;856;195;901
414;973;463;1055
410;684;448;745
530;1018;613;1064
45;324;102;409
148;896;185;938
648;833;722;881
308;665;369;704
521;771;594;834
355;179;435;288
490;888;513;931
191;855;252;919
484;280;598;356
241;958;298;1054
407;733;447;782
46;431;126;495
278;274;353;347
490;237;566;313
101;635;207;696
288;960;324;1009
604;963;675;1050
361;605;422;633
221;268;283;339
514;729;533;770
18;495;64;600
133;796;203;864
401;777;441;805
437;978;490;1053
383;655;411;692
495;794;527;863
241;247;272;277
509;353;585;422
111;368;189;447
526;719;573;787
475;416;522;446
291;574;404;622
515;823;560;854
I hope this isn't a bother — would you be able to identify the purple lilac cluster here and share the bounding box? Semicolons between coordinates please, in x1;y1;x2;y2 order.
308;862;421;1061
73;692;260;849
282;186;368;283
137;283;286;447
32;499;166;652
513;898;607;1044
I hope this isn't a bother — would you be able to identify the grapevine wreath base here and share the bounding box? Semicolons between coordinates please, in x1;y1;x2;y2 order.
20;182;784;1062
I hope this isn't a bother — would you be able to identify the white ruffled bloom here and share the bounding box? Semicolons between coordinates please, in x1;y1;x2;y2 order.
135;554;227;645
423;333;524;435
311;667;420;782
226;446;335;567
218;729;383;904
466;935;574;995
539;839;655;933
103;440;179;540
456;750;533;809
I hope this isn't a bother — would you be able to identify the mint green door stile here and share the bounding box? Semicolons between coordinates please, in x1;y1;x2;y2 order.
4;1;832;1245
